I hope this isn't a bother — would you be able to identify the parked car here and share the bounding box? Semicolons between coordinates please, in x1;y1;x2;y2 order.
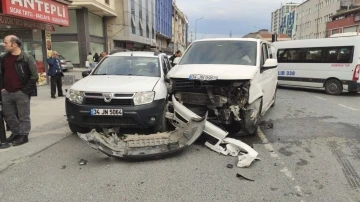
65;51;172;134
58;54;74;72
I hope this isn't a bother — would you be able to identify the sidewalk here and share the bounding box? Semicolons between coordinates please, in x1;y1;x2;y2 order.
0;84;76;173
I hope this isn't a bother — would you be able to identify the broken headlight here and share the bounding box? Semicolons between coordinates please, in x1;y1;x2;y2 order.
133;91;155;105
69;89;84;104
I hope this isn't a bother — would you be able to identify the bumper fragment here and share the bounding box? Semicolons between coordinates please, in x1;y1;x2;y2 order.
77;112;207;159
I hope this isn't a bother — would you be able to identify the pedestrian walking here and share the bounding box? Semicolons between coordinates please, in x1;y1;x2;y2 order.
46;51;64;99
93;52;99;67
0;35;38;146
87;52;94;70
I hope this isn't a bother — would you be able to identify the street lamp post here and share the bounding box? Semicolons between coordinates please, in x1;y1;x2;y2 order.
195;16;203;40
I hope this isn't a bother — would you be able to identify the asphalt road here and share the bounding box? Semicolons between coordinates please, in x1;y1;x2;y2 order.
1;86;360;202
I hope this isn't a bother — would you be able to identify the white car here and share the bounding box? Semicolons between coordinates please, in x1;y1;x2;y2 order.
65;51;172;134
166;38;278;145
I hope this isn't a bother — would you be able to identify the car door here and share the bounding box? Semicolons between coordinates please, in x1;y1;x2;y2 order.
260;42;276;109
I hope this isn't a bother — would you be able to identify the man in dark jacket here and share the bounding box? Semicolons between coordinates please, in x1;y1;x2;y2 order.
0;35;39;146
47;51;64;98
169;50;182;67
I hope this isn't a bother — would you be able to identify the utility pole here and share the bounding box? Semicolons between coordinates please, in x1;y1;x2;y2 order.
195;16;203;40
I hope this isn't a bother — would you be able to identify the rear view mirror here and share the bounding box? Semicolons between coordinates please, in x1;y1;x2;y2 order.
82;70;90;78
263;59;278;68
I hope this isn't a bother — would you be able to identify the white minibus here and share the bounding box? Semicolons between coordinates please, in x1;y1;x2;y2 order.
273;36;360;95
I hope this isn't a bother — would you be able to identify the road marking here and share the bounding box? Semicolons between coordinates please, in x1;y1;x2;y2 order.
338;104;357;111
315;96;327;100
257;129;305;196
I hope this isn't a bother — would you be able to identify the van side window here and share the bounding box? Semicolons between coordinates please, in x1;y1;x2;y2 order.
267;44;273;58
162;57;170;75
278;46;354;63
261;43;269;66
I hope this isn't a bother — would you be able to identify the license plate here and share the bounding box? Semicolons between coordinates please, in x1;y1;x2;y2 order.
90;109;123;116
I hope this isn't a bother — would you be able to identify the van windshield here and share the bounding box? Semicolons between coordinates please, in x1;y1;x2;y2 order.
179;40;257;66
92;56;160;77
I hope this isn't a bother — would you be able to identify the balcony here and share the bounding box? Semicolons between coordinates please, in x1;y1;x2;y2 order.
326;16;358;30
68;0;117;16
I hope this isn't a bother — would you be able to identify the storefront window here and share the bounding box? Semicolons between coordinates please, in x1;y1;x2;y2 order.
52;41;80;64
52;10;78;34
88;12;104;37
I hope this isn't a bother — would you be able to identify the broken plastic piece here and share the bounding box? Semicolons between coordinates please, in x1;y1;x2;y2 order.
236;173;254;181
79;159;88;165
224;138;258;168
77;112;207;159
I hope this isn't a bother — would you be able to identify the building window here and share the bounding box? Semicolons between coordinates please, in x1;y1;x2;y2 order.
152;28;155;39
146;26;149;38
131;0;135;16
139;0;142;20
139;22;143;36
146;0;149;23
131;19;136;34
105;0;109;4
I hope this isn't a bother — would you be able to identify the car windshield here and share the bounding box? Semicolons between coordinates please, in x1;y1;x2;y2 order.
92;56;160;77
179;40;257;66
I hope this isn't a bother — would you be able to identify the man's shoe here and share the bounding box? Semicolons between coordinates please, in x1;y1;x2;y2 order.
6;133;18;142
51;95;56;99
12;135;28;146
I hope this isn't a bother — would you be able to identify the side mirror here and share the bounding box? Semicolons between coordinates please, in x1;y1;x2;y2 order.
263;59;278;68
82;70;90;78
173;57;181;65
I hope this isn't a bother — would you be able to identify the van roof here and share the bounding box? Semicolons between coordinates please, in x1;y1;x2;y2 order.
109;51;166;57
193;38;264;43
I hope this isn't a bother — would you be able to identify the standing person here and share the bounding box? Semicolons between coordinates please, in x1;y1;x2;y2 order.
93;52;99;67
169;50;182;67
0;35;38;146
46;51;64;99
87;52;94;70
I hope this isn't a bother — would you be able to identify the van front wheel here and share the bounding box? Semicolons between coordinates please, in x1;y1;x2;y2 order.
325;79;343;95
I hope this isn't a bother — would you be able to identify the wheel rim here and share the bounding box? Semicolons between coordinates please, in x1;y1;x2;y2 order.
328;82;338;92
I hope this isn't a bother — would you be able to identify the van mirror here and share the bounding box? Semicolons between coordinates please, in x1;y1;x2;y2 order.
82;70;90;78
263;59;278;68
173;57;181;65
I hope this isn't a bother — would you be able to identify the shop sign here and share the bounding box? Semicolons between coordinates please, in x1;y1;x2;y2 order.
2;0;69;26
0;14;54;31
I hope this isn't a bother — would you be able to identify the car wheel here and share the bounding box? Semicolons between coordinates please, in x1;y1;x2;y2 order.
325;79;343;95
68;122;91;134
241;99;262;136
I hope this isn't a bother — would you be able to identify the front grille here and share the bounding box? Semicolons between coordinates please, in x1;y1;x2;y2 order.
171;78;213;92
83;116;136;125
83;98;133;105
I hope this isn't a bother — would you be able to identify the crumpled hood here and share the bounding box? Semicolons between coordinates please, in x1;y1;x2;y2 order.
71;75;160;92
167;64;258;80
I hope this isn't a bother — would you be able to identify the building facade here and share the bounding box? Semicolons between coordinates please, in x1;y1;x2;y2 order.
326;2;360;36
0;0;71;85
51;0;117;67
294;0;341;40
279;8;296;39
271;3;299;34
155;0;172;53
107;0;157;52
171;2;188;53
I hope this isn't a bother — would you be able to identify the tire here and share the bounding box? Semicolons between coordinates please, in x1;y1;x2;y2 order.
325;79;343;95
241;100;262;136
68;122;91;134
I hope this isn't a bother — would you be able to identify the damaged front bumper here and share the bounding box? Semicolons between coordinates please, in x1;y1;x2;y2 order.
77;113;207;159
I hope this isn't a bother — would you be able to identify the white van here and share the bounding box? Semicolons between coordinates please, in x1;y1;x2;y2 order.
273;36;360;95
166;38;278;141
65;51;172;134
